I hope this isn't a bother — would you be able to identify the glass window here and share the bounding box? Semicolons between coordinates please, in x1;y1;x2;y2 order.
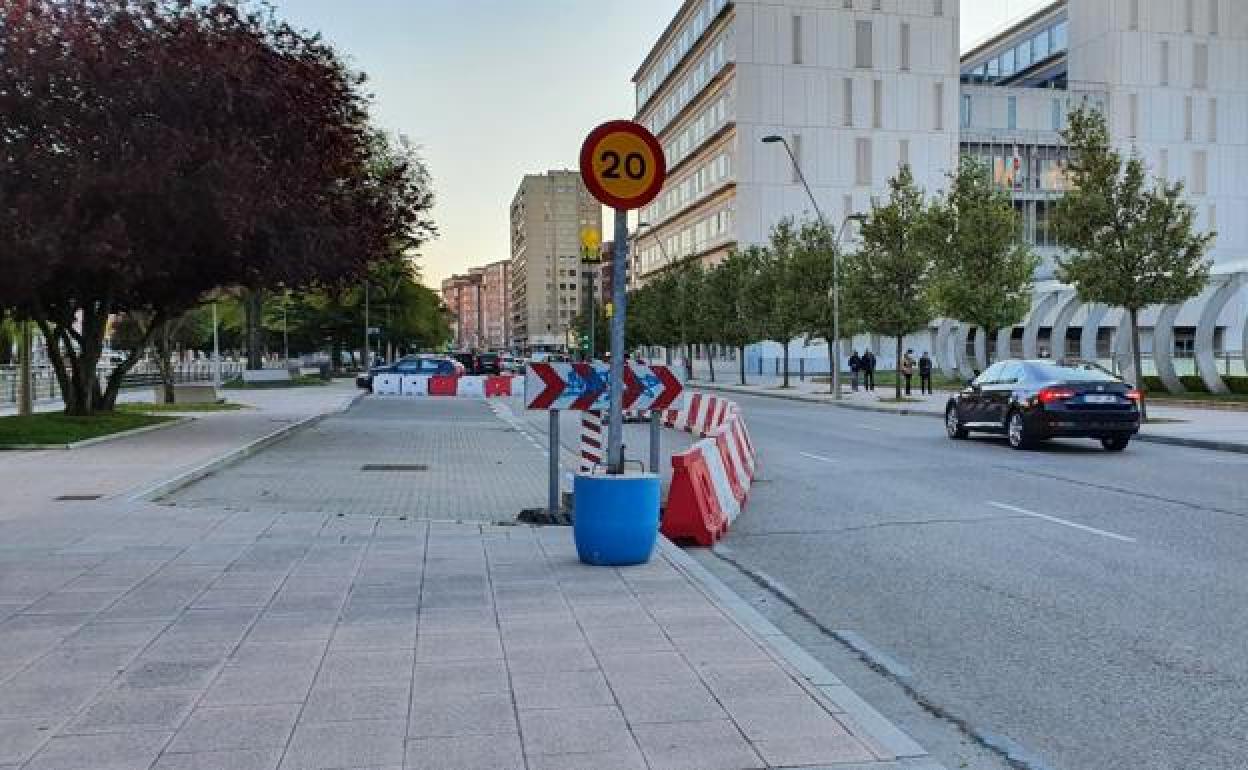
855;21;873;68
1007;96;1018;130
961;94;972;128
987;57;1000;78
1017;40;1033;70
975;362;1007;385
1025;362;1119;382
1051;98;1062;130
1001;48;1016;76
998;363;1024;384
1052;20;1068;51
1034;29;1051;60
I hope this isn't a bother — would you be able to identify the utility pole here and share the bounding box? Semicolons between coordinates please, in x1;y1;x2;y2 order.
363;282;370;369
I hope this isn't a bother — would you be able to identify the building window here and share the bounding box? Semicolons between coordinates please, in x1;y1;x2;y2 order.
1192;151;1207;195
855;20;873;68
1129;0;1140;30
899;138;909;168
933;0;943;16
1129;93;1139;138
1052;98;1063;130
900;22;911;71
1001;47;1016;77
960;94;972;128
1160;41;1170;86
843;77;854;126
934;82;944;130
843;0;852;8
1209;97;1218;142
1007;95;1017;130
1211;0;1220;35
855;138;872;186
872;0;881;9
792;14;803;65
1184;96;1193;140
873;80;883;128
1194;43;1208;88
791;134;803;183
1184;0;1194;33
1053;20;1068;50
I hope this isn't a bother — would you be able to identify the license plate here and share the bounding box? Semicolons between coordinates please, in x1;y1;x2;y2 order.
1084;394;1117;404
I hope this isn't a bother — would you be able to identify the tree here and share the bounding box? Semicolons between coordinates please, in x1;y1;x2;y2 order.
0;1;432;414
1052;107;1214;418
756;219;812;388
928;156;1039;367
842;166;936;401
706;251;761;386
792;219;858;394
672;262;707;381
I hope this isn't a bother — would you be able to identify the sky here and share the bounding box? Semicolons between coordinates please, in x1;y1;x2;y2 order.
274;0;1054;289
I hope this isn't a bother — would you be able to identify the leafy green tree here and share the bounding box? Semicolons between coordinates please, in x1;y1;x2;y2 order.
755;219;814;388
570;302;609;360
706;251;761;386
791;219;863;393
673;262;707;381
1052;107;1215;417
0;311;15;366
842;166;935;401
928;156;1039;366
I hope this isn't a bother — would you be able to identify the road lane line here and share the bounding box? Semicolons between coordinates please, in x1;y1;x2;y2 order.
799;451;838;464
856;424;886;432
987;501;1137;543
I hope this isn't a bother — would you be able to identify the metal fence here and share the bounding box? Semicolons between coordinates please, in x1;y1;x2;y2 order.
0;361;244;405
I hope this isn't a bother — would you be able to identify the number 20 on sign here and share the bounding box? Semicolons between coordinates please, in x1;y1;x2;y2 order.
579;121;666;211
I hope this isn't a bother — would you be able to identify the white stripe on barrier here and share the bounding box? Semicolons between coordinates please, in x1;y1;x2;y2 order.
373;373;402;396
457;376;486;397
400;375;430;396
715;424;751;492
699;439;742;524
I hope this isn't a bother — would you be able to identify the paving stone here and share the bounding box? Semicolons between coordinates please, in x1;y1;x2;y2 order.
24;730;172;770
612;682;728;724
698;661;809;702
597;651;702;688
329;619;419;649
408;691;516;738
518;706;635;756
414;631;502;663
120;658;222;691
0;718;50;765
279;719;406;769
245;612;337;643
503;640;599;674
753;733;879;767
0;682;103;719
200;664;318;707
62;621;170;649
314;649;413;690
152;748;282;770
65;689;197;734
632;719;765;770
23;591;123;615
404;733;525;770
525;748;649;770
167;704;300;753
511;670;615;711
410;661;509;696
301;685;410;723
583;622;674;655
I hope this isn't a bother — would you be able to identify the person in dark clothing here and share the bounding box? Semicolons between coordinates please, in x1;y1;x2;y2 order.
861;350;876;391
919;352;934;394
848;350;861;392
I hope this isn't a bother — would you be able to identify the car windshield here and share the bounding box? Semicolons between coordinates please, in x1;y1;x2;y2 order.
1026;361;1120;383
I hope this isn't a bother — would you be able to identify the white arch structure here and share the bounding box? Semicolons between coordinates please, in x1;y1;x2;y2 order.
1195;274;1243;394
1048;291;1081;361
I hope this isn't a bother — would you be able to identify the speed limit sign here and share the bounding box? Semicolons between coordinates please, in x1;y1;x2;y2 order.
579;120;666;211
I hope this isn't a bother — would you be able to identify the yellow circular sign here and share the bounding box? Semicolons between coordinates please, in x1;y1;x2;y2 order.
579;121;667;210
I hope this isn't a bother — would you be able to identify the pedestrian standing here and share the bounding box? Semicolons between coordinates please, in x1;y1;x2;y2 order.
862;350;876;391
919;352;933;395
901;349;916;396
848;350;861;392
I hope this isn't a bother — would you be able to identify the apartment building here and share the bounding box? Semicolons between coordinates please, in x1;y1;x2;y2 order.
509;171;601;351
632;0;960;281
634;0;1246;391
441;260;512;351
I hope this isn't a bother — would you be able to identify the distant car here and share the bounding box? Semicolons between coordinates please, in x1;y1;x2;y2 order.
945;359;1141;451
356;355;463;391
475;352;502;376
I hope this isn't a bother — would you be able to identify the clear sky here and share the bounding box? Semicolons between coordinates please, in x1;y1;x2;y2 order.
274;0;1054;288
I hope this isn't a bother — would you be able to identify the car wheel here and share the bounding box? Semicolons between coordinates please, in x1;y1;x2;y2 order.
1007;410;1032;450
945;404;968;439
1101;436;1130;452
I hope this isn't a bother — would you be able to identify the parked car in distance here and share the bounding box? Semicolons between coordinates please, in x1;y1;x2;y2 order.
945;359;1141;451
356;355;463;391
475;352;502;376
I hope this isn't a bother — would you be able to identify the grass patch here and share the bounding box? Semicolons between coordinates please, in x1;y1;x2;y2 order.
222;375;328;390
117;402;246;414
0;412;173;447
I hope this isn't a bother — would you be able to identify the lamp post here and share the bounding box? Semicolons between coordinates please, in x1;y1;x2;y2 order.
762;135;864;399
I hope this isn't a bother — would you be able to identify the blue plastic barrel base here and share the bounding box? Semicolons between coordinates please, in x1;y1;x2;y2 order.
573;472;661;566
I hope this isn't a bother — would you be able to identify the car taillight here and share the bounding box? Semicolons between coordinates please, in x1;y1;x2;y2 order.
1126;389;1142;402
1037;387;1076;404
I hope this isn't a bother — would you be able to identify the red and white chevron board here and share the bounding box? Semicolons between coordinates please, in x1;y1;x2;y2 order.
524;362;683;412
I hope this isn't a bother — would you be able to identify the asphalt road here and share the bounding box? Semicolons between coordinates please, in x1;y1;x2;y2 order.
692;392;1248;770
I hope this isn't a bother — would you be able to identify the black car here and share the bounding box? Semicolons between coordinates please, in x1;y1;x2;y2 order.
356;355;462;391
945;360;1141;451
475;352;502;376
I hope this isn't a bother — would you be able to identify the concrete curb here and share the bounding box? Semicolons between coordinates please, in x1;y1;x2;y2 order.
125;392;364;503
690;381;1248;455
657;538;941;767
0;417;193;451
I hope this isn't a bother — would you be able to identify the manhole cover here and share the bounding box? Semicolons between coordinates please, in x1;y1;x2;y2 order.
360;464;428;472
55;494;103;501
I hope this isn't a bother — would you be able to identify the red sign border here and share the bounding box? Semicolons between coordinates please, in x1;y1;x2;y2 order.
579;120;667;211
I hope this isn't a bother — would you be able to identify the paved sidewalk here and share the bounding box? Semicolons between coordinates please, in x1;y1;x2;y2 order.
689;374;1248;453
0;383;360;521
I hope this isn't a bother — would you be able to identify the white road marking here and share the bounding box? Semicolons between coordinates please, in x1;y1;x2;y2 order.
799;451;838;464
856;424;886;432
987;501;1137;543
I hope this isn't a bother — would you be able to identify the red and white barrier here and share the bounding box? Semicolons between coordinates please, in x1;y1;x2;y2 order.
659;393;758;547
579;410;606;474
374;374;517;398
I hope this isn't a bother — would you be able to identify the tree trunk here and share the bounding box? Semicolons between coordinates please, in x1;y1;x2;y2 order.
707;345;716;383
984;326;996;371
684;342;693;381
665;346;673;366
827;335;837;394
155;324;176;404
894;335;903;401
1129;307;1148;421
244;288;264;370
738;345;747;386
781;340;791;388
17;321;33;416
36;303;110;417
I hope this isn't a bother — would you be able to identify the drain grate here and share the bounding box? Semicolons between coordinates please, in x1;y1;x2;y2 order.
360;464;428;472
55;494;103;501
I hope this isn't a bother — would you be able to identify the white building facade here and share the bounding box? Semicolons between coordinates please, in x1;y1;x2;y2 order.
634;0;1248;391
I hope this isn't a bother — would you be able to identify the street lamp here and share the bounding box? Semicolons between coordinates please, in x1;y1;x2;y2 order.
762;134;865;399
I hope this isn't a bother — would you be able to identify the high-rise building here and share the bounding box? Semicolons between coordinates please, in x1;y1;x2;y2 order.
479;260;511;350
442;260;512;351
632;0;960;283
509;171;601;350
634;0;1247;390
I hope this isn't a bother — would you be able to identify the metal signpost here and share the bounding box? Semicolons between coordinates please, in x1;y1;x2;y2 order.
580;227;601;361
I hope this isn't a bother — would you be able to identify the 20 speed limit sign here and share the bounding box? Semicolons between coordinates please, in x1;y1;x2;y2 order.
579;120;666;211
